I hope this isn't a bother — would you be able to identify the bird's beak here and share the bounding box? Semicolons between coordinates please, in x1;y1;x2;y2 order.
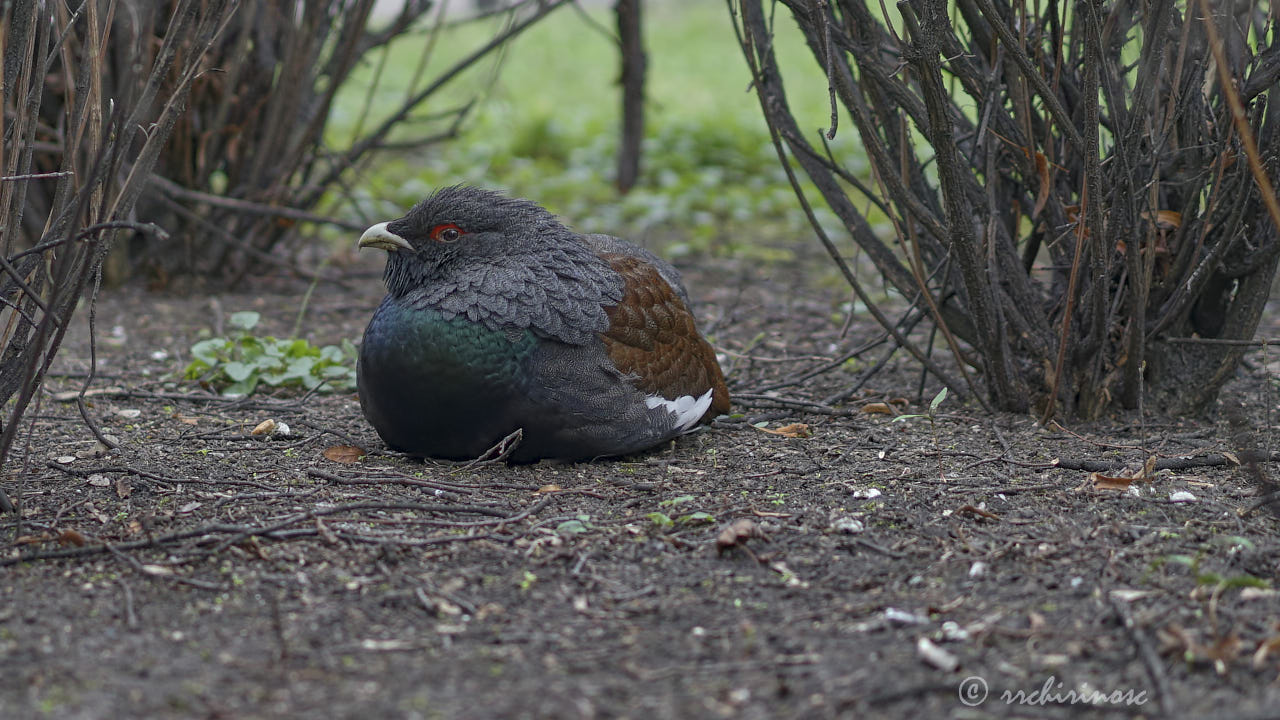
358;222;413;252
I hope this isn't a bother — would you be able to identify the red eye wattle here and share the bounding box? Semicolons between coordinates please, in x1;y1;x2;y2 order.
429;223;464;243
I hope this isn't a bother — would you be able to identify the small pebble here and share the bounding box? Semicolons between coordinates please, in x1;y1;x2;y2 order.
940;621;970;641
884;607;929;625
831;516;864;534
917;637;959;672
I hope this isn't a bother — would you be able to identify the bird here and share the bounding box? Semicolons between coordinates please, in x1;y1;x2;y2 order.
356;185;730;462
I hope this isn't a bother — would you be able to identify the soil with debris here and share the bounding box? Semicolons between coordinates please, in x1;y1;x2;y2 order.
3;247;1279;720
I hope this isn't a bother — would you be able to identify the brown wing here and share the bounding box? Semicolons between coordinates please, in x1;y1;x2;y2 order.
598;253;730;422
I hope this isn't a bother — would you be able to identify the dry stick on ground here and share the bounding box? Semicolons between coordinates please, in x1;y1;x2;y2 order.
1108;593;1174;717
46;461;286;492
1226;408;1280;519
308;468;479;497
731;393;862;416
1042;454;1280;473
3;498;555;567
115;577;138;628
105;544;222;591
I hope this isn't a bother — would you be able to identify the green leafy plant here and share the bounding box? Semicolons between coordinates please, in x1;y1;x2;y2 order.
184;311;357;396
555;515;593;535
893;388;949;479
659;495;695;507
646;512;674;528
892;387;948;425
1161;553;1271;590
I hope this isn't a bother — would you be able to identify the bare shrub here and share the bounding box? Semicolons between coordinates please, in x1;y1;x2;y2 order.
1;0;240;507
0;0;567;497
15;0;569;285
732;0;1280;417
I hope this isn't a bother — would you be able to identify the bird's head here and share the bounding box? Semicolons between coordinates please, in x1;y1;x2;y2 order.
359;185;568;297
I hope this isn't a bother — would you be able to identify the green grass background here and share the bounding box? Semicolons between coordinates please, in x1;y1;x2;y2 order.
328;1;870;260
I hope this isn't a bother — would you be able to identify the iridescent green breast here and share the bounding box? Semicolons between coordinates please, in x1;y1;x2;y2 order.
357;299;540;457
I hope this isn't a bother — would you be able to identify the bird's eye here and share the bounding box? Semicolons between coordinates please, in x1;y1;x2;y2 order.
429;223;463;243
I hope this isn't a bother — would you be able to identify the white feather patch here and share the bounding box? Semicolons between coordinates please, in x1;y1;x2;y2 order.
645;389;715;432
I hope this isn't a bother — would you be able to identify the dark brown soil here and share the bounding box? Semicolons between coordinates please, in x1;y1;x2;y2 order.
3;249;1279;720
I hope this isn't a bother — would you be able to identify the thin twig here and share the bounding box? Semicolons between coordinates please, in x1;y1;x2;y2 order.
1109;593;1174;716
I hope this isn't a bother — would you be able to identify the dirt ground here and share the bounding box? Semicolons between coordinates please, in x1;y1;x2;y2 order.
2;247;1279;720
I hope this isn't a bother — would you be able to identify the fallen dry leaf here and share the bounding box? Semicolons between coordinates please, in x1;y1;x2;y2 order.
323;445;366;463
251;419;277;435
756;423;812;438
1207;633;1243;674
956;504;1000;520
85;503;110;524
1159;625;1242;675
716;518;767;554
1087;456;1157;491
172;412;199;426
861;402;893;415
1253;633;1280;670
1089;472;1139;490
15;534;50;545
536;484;563;494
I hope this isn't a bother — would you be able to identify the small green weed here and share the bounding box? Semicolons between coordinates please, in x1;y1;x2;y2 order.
646;512;674;528
555;515;593;535
659;495;695;507
892;387;949;425
894;388;948;478
184;311;357;397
